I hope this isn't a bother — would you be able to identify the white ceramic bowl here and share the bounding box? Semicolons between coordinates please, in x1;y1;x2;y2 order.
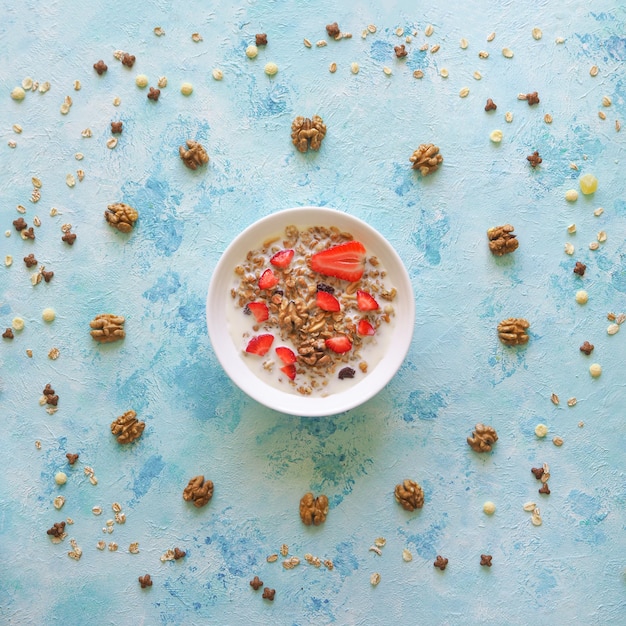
206;207;414;416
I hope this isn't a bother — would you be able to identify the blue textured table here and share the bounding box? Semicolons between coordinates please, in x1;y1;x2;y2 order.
1;1;625;624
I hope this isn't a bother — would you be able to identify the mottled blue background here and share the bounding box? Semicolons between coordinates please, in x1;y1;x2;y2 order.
1;1;625;624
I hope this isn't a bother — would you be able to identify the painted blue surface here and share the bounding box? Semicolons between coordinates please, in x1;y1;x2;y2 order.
1;1;625;624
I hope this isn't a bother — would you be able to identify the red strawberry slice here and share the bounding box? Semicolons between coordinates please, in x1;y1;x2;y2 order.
316;290;341;312
309;241;366;283
275;346;297;364
246;301;269;323
356;290;379;311
245;334;274;356
270;249;294;268
325;336;352;353
357;319;376;336
258;268;279;290
280;363;297;380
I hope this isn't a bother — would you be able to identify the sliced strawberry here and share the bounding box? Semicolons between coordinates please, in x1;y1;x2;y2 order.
357;319;376;336
270;249;294;268
258;268;279;290
325;336;352;353
309;241;366;283
356;290;379;311
275;346;297;364
316;290;341;312
245;334;274;356
246;301;269;323
280;363;297;380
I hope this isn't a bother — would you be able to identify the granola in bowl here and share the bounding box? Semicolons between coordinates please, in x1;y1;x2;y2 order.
207;207;414;416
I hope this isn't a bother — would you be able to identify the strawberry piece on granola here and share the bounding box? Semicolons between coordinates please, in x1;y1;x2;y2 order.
280;363;297;380
275;346;297;364
270;249;295;268
258;268;279;290
316;290;341;312
325;335;352;353
245;334;274;356
245;301;269;323
309;241;366;283
356;290;379;311
357;319;376;336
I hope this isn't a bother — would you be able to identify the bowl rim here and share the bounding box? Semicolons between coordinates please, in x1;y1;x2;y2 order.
206;206;415;416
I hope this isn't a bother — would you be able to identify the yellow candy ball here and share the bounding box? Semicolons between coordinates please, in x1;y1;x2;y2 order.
579;173;598;195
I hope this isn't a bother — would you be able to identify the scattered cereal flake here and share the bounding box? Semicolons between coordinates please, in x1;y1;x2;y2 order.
597;231;607;243
12;124;22;134
607;323;620;335
370;572;381;586
589;241;599;251
594;206;604;217
505;111;513;123
395;27;404;37
66;173;76;187
369;545;382;556
590;65;599;77
544;113;553;124
108;542;118;552
113;96;121;107
502;47;514;58
73;80;81;91
479;50;489;58
564;242;575;255
212;68;223;81
424;24;434;37
367;24;377;34
191;32;203;42
602;96;612;107
487;31;496;42
430;44;440;53
81;128;92;138
553;436;564;446
599;111;607;120
97;541;106;550
350;62;359;74
531;510;543;526
92;505;103;516
616;120;621;132
402;549;413;562
106;138;118;149
54;496;65;509
161;549;175;562
35;440;42;449
68;539;83;560
567;397;577;407
154;27;165;36
616;313;626;325
550;393;559;405
523;501;537;512
329;62;337;73
383;66;392;76
460;37;469;49
157;76;167;88
323;559;334;570
413;70;424;79
439;68;448;77
5;255;12;266
129;542;140;554
459;87;470;98
267;554;278;563
556;36;565;44
532;27;543;40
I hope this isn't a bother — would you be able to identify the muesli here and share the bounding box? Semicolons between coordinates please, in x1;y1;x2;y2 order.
229;224;397;396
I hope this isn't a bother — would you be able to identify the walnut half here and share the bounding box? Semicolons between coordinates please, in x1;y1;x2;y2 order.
179;140;209;170
111;410;145;444
497;317;530;346
299;492;329;525
90;314;125;343
183;475;214;507
487;224;518;255
467;423;498;452
291;115;327;152
409;143;443;176
394;479;424;511
105;203;139;233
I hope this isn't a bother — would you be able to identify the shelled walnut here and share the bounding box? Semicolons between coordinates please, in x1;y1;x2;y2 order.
467;423;498;452
394;479;424;511
291;115;327;152
299;492;329;525
497;317;530;346
179;140;209;170
111;410;145;443
105;203;138;233
487;224;518;255
183;475;214;507
90;314;125;343
409;143;443;176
